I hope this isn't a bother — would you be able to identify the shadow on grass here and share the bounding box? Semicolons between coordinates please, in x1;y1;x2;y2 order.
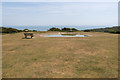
22;37;32;39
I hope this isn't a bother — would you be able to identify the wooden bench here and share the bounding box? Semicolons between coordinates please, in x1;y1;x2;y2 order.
24;33;33;38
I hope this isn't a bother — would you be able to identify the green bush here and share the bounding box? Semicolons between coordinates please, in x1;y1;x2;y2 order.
71;28;78;31
48;27;79;32
116;30;120;34
61;27;71;32
33;30;37;32
1;27;19;33
83;26;120;34
108;30;116;33
48;27;61;31
84;30;90;32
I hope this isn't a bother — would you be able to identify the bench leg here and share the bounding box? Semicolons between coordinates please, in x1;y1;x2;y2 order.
25;35;27;38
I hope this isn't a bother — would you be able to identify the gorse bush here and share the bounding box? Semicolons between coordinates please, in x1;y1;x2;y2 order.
61;27;71;31
83;26;120;34
48;27;79;32
33;30;37;32
71;28;79;31
0;27;19;33
48;27;61;31
0;27;37;33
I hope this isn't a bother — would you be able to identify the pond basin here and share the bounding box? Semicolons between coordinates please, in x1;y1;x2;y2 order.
44;34;87;37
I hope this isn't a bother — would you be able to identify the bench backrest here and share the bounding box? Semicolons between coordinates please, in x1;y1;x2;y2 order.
24;33;33;37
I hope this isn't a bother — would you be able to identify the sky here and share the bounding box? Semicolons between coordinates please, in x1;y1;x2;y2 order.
1;0;120;2
2;2;118;26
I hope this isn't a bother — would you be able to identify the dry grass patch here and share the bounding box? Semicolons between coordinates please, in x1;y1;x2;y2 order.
2;32;118;78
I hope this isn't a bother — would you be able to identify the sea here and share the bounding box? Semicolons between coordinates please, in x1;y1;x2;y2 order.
2;25;115;31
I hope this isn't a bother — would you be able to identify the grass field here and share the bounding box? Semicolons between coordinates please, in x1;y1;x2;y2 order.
2;32;118;78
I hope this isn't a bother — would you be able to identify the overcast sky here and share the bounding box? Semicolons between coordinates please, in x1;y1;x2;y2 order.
2;2;118;26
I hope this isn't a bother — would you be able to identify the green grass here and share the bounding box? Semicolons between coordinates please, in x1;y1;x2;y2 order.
2;32;118;78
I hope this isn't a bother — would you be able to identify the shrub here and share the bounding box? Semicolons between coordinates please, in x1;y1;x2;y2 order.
23;29;32;32
48;27;61;31
61;27;71;32
48;27;79;32
33;30;37;32
1;27;19;33
116;30;120;34
108;30;116;33
84;30;90;32
71;28;78;32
